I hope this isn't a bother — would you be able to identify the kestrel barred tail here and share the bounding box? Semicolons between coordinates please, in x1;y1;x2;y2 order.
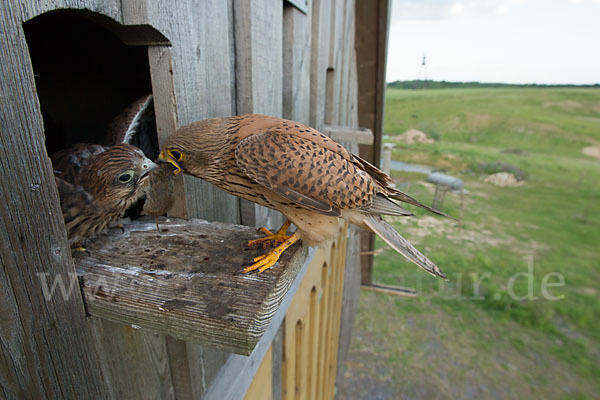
52;143;157;246
159;114;449;278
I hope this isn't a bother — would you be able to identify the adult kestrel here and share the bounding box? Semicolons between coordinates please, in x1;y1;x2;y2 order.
52;143;157;246
159;114;448;278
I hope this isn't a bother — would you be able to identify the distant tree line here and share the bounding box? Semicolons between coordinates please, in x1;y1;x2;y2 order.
387;80;600;89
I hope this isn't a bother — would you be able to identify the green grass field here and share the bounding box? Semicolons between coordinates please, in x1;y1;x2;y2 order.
339;88;600;400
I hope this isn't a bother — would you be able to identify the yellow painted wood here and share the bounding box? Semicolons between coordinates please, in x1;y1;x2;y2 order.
244;346;273;400
248;221;348;400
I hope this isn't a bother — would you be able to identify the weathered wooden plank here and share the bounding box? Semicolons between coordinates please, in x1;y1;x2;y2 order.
309;0;332;131
285;0;309;14
234;0;284;228
202;248;317;400
186;343;230;399
324;0;344;126
271;323;284;400
233;0;283;116
145;0;241;223
74;217;308;355
338;2;355;126
147;45;188;219
335;226;362;386
0;2;112;398
16;0;123;24
282;3;312;125
355;0;391;285
322;125;374;144
165;337;194;400
361;283;418;297
146;2;242;396
90;319;175;400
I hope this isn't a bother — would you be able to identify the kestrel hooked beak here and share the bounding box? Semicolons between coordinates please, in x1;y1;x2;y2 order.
159;149;184;175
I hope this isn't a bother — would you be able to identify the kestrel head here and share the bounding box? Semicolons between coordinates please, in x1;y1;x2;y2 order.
81;143;157;208
158;118;228;178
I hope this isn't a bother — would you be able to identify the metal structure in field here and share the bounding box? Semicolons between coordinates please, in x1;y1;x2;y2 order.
0;1;390;398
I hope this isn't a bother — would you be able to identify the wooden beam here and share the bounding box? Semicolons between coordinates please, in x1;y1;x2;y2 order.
354;0;391;285
283;3;312;125
361;283;417;298
322;125;374;145
0;2;119;397
233;0;285;229
74;217;308;355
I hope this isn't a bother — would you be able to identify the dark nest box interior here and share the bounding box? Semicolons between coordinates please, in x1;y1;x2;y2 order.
23;10;158;159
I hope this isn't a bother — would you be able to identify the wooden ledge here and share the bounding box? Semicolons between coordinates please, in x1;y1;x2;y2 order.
73;217;308;355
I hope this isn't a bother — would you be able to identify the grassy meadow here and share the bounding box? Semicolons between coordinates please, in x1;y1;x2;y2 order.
339;88;600;399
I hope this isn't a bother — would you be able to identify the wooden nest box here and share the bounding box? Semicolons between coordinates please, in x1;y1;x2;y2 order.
1;1;390;398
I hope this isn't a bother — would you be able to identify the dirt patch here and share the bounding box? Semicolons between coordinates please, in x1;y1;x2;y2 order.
395;129;435;144
388;215;548;254
484;172;524;187
447;112;492;131
582;145;600;160
479;161;527;181
544;100;583;112
389;216;513;248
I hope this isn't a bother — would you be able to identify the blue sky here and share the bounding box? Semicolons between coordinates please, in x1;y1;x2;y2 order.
387;0;600;84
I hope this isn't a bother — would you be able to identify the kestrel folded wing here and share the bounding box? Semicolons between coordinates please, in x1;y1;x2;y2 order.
104;94;154;146
51;143;107;185
55;176;108;245
235;131;376;217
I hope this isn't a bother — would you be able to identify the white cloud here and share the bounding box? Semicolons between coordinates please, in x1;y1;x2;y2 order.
391;0;525;21
387;0;600;84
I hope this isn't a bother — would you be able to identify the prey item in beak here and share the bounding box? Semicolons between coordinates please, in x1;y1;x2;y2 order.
159;150;183;175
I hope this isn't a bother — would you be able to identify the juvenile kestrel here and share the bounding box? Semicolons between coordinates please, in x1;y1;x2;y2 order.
159;114;448;278
52;143;157;246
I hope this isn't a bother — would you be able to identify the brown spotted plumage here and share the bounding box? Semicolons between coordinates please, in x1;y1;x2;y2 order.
159;114;449;278
52;143;157;246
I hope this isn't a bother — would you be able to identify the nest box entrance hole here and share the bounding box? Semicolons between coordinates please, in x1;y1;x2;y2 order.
23;10;158;159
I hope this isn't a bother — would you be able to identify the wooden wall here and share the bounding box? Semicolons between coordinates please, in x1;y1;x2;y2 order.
0;0;368;398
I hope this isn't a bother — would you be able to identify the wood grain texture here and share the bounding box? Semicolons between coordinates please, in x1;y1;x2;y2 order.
283;4;312;125
271;324;284;400
90;318;175;399
0;2;112;398
233;0;285;228
146;0;241;223
323;125;374;145
309;0;332;131
186;343;230;398
73;217;308;355
355;0;391;285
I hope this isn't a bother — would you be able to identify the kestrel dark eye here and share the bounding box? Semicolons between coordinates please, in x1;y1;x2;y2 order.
171;150;183;161
118;172;133;183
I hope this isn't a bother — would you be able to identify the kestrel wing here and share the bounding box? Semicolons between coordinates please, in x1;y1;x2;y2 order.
55;176;105;245
235;132;376;217
104;94;153;146
51;143;107;185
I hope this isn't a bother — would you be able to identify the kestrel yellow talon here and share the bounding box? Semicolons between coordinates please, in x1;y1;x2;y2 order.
247;220;293;248
258;227;274;236
72;246;86;252
243;233;299;273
